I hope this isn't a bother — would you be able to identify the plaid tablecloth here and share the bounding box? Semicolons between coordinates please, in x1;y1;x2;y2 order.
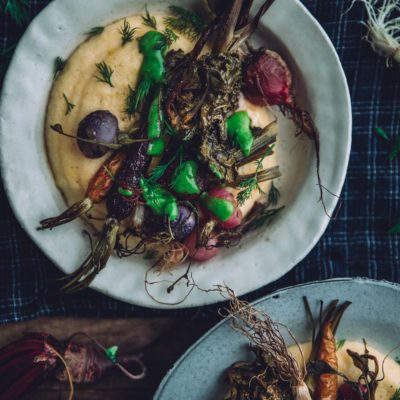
1;1;399;324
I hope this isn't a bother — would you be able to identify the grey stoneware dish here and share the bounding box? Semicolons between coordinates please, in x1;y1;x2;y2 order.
154;278;400;399
0;0;351;308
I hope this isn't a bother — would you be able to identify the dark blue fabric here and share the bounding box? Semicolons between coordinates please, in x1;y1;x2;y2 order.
1;1;399;324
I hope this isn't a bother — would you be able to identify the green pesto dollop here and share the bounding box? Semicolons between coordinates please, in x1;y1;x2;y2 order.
200;192;235;222
138;31;166;85
171;161;200;194
147;136;165;156
140;177;178;220
147;89;165;156
148;89;163;140
226;111;254;157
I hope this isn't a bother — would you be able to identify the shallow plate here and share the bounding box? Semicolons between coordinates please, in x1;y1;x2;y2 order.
154;278;400;399
0;0;351;308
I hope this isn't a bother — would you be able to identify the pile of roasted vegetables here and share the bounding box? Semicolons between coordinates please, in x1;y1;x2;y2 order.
39;0;318;293
223;294;391;400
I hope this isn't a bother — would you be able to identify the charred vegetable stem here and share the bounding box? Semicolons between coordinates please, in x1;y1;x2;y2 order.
235;165;281;186
38;198;93;230
212;0;244;54
59;217;120;293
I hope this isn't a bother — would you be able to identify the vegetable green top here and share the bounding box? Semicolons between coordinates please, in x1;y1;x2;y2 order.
226;111;254;157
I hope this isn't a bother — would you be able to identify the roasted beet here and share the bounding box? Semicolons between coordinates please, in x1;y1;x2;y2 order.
202;187;242;228
170;206;196;240
184;230;218;261
77;110;118;158
243;49;293;107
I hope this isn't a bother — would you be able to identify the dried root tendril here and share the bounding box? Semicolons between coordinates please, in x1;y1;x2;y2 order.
348;0;400;66
151;241;189;274
220;287;306;388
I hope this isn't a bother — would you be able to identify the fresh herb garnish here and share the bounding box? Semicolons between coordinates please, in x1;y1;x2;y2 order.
147;145;183;185
236;145;275;206
165;120;178;135
389;135;400;159
163;28;178;47
0;44;16;83
388;217;400;234
87;26;104;36
94;61;114;87
141;5;157;30
336;339;346;350
102;164;115;181
1;0;29;26
0;43;16;57
124;85;136;117
391;388;400;400
267;181;280;207
119;18;137;46
375;126;389;141
62;93;75;115
249;206;285;230
53;56;66;80
164;6;207;41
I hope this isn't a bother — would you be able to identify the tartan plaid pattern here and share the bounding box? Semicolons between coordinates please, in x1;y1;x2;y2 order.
0;1;399;323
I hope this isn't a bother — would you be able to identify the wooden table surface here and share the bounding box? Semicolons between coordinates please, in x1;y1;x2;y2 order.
0;315;220;400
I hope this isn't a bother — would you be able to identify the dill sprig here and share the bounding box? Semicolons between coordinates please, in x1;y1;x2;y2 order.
375;126;389;141
0;44;16;82
119;19;137;46
388;217;400;234
62;93;75;115
87;26;104;36
94;61;114;87
249;206;285;230
164;5;207;41
163;28;179;47
336;339;346;350
124;85;136;117
133;74;152;111
102;164;115;181
1;0;29;26
165;120;178;135
389;135;400;159
147;145;183;185
53;56;66;80
142;5;157;30
391;388;400;400
0;43;16;57
267;181;280;207
236;145;275;206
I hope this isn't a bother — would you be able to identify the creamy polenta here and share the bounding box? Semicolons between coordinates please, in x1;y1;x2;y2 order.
46;15;278;236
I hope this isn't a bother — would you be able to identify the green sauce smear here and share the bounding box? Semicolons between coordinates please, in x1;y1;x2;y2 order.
138;31;166;86
140;177;178;220
171;161;200;194
226;111;254;157
201;192;234;222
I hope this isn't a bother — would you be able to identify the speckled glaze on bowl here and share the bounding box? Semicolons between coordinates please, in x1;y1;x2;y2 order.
0;0;351;308
154;278;400;399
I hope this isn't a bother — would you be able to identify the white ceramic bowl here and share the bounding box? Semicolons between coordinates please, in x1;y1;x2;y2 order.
0;0;351;308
